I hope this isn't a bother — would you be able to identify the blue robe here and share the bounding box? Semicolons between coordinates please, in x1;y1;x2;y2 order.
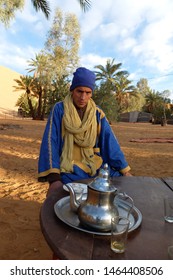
38;101;130;184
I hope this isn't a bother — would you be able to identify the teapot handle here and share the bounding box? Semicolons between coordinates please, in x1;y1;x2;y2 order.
117;192;134;219
65;184;83;212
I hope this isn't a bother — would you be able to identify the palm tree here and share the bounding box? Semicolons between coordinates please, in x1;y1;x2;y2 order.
78;0;91;11
94;59;136;114
111;75;137;113
145;91;161;113
13;75;37;119
27;53;48;78
93;83;119;122
94;58;128;86
31;0;51;19
0;1;92;27
144;91;165;124
27;53;51;120
31;0;91;18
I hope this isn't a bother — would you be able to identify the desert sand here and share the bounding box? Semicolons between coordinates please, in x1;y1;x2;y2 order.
0;118;173;260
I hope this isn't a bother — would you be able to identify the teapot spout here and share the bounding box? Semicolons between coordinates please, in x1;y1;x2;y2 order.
65;184;82;212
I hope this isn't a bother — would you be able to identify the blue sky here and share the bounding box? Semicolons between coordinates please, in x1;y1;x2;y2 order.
1;0;173;100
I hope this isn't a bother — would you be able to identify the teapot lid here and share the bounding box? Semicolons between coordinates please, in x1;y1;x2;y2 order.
89;163;116;192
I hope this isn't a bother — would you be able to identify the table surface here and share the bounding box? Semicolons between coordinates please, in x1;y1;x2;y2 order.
40;176;173;260
162;177;173;191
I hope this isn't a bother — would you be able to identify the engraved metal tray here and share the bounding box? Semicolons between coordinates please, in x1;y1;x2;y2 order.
54;195;142;235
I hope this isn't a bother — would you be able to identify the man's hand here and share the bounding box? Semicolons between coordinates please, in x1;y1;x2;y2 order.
123;171;133;176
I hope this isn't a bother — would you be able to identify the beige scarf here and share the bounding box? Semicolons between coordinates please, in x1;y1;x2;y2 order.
60;93;97;176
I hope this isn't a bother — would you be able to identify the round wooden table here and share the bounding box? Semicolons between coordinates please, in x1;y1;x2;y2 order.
40;176;173;259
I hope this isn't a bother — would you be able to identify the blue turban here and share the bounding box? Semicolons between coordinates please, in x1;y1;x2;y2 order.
70;67;96;91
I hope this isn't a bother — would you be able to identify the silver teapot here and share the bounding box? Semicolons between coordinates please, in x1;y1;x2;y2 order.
66;164;133;232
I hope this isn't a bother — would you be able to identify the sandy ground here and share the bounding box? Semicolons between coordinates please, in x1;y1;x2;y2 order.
0;118;173;260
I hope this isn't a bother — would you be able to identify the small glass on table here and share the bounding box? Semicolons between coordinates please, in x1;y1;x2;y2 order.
168;245;173;259
111;216;130;253
164;197;173;223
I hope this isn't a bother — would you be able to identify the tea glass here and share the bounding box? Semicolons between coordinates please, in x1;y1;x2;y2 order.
111;216;130;253
168;245;173;259
164;197;173;223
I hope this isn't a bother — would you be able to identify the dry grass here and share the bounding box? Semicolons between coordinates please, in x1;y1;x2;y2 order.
111;122;173;177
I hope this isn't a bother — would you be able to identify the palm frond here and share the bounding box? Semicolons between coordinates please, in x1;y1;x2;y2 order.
78;0;91;12
31;0;51;19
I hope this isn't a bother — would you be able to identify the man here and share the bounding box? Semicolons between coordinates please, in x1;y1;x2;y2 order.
38;67;132;196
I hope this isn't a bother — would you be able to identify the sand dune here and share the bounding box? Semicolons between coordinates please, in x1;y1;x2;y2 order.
0;66;22;116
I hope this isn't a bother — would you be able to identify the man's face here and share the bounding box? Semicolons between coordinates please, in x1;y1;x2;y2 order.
71;87;92;108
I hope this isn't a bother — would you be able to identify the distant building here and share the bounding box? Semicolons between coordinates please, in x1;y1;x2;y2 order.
120;111;152;123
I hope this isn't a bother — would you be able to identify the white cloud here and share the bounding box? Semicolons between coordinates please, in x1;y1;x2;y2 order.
0;38;40;74
79;0;173;72
80;53;111;70
1;0;173;98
